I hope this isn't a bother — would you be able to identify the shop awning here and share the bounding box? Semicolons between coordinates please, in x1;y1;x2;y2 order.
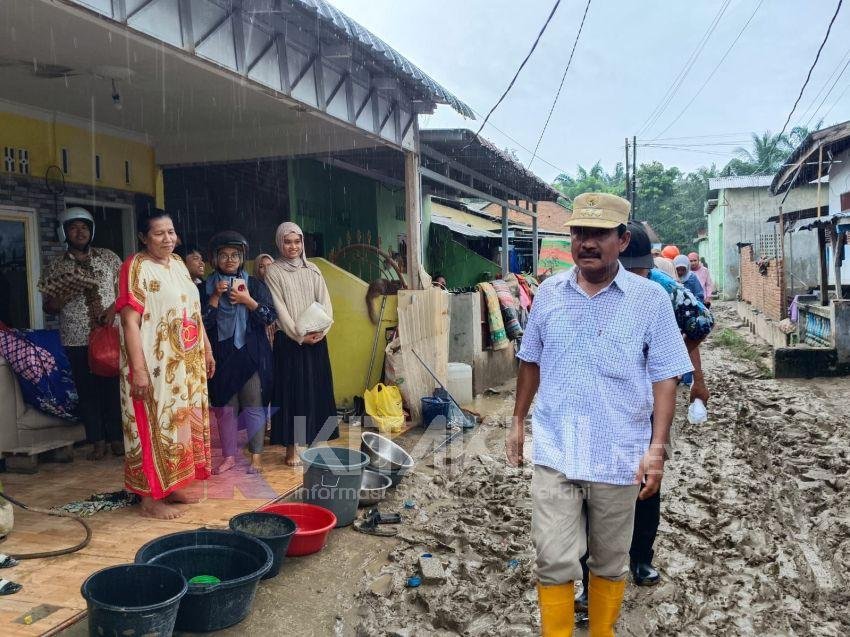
431;215;499;239
430;202;502;232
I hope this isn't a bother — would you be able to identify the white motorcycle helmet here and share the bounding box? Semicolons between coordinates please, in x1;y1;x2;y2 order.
58;207;95;244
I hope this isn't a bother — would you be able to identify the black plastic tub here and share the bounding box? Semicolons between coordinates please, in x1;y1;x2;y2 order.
229;512;296;579
81;563;187;637
134;529;272;633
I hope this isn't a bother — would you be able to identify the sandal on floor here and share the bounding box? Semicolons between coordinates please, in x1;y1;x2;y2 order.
353;519;398;537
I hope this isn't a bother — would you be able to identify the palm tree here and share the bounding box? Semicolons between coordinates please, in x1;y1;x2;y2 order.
732;131;791;174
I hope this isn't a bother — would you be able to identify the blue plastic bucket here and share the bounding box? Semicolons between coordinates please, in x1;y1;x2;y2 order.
421;396;451;428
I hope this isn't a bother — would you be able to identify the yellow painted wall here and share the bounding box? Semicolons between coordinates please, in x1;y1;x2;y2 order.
0;111;156;195
312;258;399;408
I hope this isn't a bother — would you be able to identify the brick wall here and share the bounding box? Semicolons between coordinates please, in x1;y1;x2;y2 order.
739;244;785;321
0;172;152;327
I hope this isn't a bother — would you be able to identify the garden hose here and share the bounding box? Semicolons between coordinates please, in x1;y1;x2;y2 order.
0;491;92;559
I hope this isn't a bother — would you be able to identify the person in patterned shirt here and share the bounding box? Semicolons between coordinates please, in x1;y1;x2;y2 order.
574;221;715;613
509;193;692;636
39;207;123;459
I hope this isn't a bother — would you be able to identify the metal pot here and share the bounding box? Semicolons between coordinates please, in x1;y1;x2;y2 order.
360;432;415;473
359;469;392;507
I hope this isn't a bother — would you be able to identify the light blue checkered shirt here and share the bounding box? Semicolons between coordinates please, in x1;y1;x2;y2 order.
517;265;693;485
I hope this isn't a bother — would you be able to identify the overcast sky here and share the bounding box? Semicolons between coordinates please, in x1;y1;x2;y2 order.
330;0;850;183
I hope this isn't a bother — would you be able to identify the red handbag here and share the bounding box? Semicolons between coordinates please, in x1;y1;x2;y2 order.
88;325;120;377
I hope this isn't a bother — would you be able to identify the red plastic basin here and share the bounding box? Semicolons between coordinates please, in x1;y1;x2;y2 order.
258;503;336;557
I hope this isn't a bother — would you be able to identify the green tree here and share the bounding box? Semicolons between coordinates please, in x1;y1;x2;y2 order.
553;161;717;248
729;130;791;175
554;161;626;205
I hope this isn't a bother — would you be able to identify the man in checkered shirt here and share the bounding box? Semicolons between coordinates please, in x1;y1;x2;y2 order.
508;193;692;636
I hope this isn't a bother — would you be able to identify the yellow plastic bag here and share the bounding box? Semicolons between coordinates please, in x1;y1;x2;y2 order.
363;383;405;434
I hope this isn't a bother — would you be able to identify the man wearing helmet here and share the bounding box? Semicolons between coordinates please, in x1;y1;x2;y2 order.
38;207;123;460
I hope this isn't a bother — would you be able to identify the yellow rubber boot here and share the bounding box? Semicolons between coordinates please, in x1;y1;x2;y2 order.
536;582;574;637
588;573;626;637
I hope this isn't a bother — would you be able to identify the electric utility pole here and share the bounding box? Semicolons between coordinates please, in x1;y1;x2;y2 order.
631;135;637;218
624;137;631;217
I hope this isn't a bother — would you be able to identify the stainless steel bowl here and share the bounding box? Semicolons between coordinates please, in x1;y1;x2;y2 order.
361;432;415;472
359;469;392;506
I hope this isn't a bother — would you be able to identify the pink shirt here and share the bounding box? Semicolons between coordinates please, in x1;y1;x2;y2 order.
691;265;714;300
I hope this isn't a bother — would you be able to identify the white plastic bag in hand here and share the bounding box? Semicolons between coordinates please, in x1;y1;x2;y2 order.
688;398;708;425
294;302;333;336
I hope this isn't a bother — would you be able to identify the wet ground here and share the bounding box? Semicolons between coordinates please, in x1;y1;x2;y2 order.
61;303;850;636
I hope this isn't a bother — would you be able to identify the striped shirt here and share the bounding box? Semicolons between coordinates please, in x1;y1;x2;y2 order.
518;265;692;485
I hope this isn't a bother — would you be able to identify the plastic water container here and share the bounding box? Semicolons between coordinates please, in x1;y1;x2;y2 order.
447;362;473;406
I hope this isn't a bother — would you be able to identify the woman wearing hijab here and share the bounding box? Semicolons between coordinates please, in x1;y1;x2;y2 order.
254;253;278;346
199;232;277;475
264;222;339;466
673;254;706;304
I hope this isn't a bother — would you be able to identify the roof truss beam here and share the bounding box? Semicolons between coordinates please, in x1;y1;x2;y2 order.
420;145;535;209
420;167;534;216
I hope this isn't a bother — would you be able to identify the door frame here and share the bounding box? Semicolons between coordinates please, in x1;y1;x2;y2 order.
64;197;136;258
0;205;43;328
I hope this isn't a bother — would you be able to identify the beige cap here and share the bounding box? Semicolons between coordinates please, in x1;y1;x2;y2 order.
565;192;631;229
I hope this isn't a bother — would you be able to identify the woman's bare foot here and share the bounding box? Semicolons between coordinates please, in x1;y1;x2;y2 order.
247;453;263;475
140;497;184;520
214;456;236;475
165;489;200;504
284;446;301;467
87;441;107;461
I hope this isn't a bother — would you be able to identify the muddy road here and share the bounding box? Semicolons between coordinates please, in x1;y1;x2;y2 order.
353;304;850;636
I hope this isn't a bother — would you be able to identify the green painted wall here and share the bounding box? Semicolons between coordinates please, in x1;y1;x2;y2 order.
706;196;725;295
375;183;408;267
288;159;416;284
427;224;501;288
288;159;378;256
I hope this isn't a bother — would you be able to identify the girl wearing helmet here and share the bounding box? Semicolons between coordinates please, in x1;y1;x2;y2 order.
200;231;277;475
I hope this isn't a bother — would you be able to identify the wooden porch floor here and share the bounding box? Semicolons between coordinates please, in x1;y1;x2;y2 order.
0;423;372;636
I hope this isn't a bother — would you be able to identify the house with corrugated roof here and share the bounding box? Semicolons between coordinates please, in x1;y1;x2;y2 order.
705;175;821;300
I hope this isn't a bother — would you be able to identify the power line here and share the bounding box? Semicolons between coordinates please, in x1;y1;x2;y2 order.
473;0;562;138
650;131;752;141
804;50;850;128
641;144;734;158
650;0;764;140
798;43;850;124
635;0;732;138
819;77;850;121
746;0;844;175
776;0;843;141
530;0;593;168
466;106;572;176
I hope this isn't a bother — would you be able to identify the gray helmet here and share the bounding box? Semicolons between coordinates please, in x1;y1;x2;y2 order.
208;230;249;262
58;207;95;243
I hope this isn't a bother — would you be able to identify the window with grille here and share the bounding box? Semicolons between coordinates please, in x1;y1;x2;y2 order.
3;147;15;172
758;232;777;259
395;205;406;221
17;149;29;175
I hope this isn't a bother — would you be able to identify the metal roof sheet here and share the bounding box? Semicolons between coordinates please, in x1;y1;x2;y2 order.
293;0;474;118
707;175;775;190
770;121;850;195
431;201;502;232
431;215;500;238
